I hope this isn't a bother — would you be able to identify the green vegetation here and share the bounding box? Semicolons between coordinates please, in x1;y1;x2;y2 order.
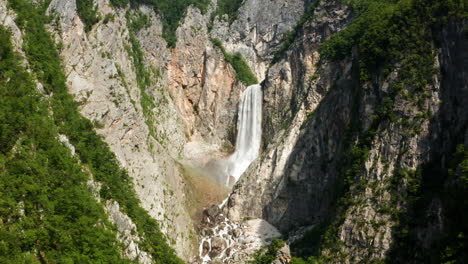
4;0;183;263
320;0;467;81
211;37;258;86
291;256;322;264
127;9;150;32
226;52;259;86
211;0;243;25
76;0;100;32
271;1;319;64
0;25;131;263
109;0;210;48
103;13;116;24
249;238;285;264
290;224;327;259
441;144;468;263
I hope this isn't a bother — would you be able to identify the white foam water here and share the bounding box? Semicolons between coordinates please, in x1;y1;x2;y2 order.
225;84;262;186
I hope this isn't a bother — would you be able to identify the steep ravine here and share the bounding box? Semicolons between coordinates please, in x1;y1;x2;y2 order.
46;0;197;259
1;0;466;263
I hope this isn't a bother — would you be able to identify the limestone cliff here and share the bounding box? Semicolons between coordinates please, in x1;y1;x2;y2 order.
42;0;284;260
47;0;196;259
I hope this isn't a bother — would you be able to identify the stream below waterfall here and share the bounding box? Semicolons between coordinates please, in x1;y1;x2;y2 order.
195;84;281;264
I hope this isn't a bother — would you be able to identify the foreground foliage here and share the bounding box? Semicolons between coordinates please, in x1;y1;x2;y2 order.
76;0;100;32
211;0;244;25
249;238;285;264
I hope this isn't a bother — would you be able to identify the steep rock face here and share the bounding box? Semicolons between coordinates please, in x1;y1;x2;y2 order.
325;19;468;263
167;7;244;146
261;0;351;149
211;0;308;80
134;6;187;159
226;1;467;263
432;20;468;156
0;0;23;54
226;0;352;230
106;200;153;263
324;68;442;262
60;132;154;262
385;19;468;264
0;1;166;262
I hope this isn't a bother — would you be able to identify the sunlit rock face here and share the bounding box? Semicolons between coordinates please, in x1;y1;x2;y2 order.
211;0;307;81
44;0;244;260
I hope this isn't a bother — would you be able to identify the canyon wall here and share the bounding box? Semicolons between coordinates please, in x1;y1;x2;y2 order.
2;0;466;262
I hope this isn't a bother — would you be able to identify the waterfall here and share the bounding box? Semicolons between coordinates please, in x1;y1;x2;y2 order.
225;84;262;186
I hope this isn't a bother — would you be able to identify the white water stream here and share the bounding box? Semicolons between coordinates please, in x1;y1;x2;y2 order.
225;84;262;186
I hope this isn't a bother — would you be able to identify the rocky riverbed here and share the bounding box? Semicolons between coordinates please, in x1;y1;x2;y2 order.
195;204;290;264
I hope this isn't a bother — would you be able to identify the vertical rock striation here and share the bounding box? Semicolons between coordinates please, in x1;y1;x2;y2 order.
167;6;244;147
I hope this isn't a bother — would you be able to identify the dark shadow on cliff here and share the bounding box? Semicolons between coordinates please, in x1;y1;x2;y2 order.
259;17;468;259
260;56;365;257
385;19;468;264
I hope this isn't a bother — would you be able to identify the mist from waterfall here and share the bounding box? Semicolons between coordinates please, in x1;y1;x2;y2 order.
225;84;262;187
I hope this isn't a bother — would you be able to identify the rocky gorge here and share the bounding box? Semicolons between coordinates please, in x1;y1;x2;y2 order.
0;0;466;263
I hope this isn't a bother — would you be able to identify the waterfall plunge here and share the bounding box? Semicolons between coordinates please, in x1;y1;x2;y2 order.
225;84;262;187
197;85;262;263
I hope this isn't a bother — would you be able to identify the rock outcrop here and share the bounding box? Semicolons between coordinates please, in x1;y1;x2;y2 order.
46;0;197;259
211;0;309;81
197;204;282;264
168;6;244;146
0;0;23;55
226;0;353;230
106;200;153;263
